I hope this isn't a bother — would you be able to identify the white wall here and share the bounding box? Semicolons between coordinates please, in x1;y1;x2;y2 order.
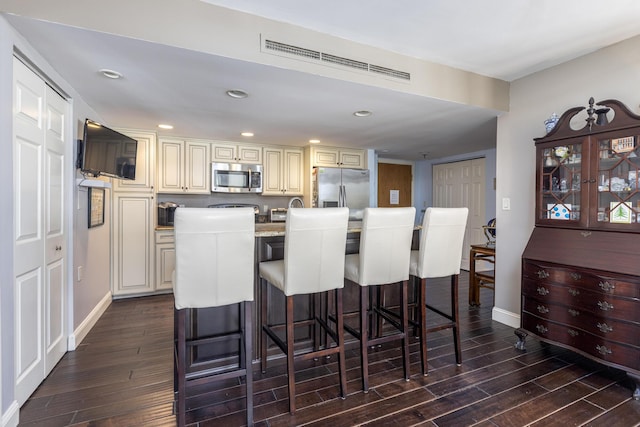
494;34;640;327
0;16;112;423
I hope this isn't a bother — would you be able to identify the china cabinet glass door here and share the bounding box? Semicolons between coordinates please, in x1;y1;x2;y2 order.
594;131;640;227
539;140;583;224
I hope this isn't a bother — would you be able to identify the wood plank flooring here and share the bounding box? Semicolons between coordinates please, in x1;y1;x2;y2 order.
18;275;640;426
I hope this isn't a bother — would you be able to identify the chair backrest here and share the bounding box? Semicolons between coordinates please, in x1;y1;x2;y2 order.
415;207;468;279
357;207;416;286
173;207;255;309
283;207;349;296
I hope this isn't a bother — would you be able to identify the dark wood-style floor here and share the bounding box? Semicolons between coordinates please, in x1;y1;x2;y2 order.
18;274;640;426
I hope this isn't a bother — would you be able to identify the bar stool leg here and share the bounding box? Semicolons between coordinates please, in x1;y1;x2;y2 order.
419;278;428;376
286;295;296;414
244;301;254;426
260;279;268;374
176;309;187;427
400;279;410;381
360;285;370;392
451;275;462;365
336;288;347;399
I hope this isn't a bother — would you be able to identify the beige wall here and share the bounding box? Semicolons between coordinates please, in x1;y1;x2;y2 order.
493;34;640;327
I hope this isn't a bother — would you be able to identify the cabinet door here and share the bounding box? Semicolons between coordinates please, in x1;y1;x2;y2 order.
113;131;156;192
155;243;175;292
593;130;640;229
312;148;340;167
185;140;210;193
339;149;365;169
284;148;303;195
238;144;262;163
537;139;586;227
157;138;184;193
262;148;284;195
211;143;237;162
112;194;154;296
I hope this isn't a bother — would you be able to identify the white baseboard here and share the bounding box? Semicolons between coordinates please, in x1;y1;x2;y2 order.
492;306;520;329
1;400;19;427
68;291;112;350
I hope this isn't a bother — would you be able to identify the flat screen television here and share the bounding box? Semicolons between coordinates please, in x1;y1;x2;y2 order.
80;119;137;180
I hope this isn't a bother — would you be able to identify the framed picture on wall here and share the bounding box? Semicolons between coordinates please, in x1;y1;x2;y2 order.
88;187;105;228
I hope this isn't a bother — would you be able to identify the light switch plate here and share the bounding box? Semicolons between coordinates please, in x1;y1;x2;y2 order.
502;197;511;210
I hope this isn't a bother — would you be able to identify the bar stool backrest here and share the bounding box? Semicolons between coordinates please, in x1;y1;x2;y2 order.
354;207;416;286
173;207;255;309
283;207;349;296
415;207;468;279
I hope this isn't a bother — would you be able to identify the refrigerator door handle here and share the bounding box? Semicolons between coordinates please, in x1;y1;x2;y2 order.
341;184;347;207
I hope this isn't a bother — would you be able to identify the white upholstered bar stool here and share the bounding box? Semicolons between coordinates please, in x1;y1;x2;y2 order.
343;207;416;392
410;207;468;376
173;208;255;427
259;207;349;414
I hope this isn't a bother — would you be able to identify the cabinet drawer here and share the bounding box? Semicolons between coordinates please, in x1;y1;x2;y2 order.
522;314;640;371
522;278;639;322
523;261;639;298
523;297;638;345
156;230;175;244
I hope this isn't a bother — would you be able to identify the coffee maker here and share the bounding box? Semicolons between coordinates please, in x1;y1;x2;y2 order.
158;202;179;226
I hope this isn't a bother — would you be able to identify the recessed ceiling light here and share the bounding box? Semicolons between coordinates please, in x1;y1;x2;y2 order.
98;69;123;79
309;139;321;144
241;132;254;137
353;110;372;117
226;89;248;99
158;124;173;130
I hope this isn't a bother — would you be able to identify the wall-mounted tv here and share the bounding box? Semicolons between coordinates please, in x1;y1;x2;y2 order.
80;119;137;180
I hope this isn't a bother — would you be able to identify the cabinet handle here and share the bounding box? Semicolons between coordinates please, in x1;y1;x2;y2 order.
596;322;613;333
598;281;615;293
536;286;550;296
596;345;612;356
55;245;62;251
570;272;581;281
567;329;579;337
580;231;592;237
568;288;580;297
537;305;549;314
536;270;549;279
597;301;614;311
568;309;580;317
536;324;548;334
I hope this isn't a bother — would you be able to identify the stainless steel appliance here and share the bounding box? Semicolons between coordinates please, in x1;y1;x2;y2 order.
158;201;179;226
312;167;370;220
270;208;287;222
211;162;262;193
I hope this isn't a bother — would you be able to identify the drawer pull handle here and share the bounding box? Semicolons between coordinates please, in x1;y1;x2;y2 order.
537;305;549;314
568;309;580;317
597;322;613;333
568;288;580;297
597;301;614;311
598;281;615;293
537;287;550;296
536;270;550;279
567;329;579;337
596;345;612;356
536;324;548;334
580;231;592;237
570;272;581;280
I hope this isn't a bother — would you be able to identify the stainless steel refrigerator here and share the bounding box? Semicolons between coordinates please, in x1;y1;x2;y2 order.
312;167;370;220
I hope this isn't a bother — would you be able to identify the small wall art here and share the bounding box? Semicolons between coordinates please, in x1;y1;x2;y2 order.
89;187;105;228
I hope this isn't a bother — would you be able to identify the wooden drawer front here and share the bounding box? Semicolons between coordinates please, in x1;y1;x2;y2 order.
522;314;640;370
523;261;639;298
156;231;175;244
523;297;637;345
522;279;639;323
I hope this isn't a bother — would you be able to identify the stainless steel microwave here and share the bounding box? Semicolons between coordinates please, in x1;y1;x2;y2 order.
211;162;263;193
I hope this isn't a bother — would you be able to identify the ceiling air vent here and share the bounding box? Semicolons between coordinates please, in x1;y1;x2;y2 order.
263;39;410;81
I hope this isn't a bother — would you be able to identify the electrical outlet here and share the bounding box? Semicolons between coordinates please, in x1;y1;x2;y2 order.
77;266;83;282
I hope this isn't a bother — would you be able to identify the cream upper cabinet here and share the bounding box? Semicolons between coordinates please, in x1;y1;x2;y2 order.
311;146;366;169
157;137;210;194
112;130;156;192
212;142;262;164
263;146;304;196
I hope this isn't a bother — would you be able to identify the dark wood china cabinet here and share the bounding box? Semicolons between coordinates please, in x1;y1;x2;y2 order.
518;98;640;400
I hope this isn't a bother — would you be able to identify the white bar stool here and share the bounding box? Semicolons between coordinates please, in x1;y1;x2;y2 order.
410;207;468;375
343;207;416;392
259;207;349;414
173;208;255;427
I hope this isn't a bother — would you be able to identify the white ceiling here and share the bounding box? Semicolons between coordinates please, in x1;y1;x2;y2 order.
4;1;640;160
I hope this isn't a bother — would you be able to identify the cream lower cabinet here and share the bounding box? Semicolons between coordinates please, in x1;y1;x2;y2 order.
263;147;304;195
155;230;175;292
112;193;155;297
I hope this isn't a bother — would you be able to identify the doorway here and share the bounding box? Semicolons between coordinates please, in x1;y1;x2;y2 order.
377;162;412;207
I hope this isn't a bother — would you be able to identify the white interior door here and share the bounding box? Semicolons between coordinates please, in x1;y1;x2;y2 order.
433;158;486;270
13;57;68;405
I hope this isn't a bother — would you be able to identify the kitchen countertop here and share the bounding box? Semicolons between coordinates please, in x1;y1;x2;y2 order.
156;221;365;237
